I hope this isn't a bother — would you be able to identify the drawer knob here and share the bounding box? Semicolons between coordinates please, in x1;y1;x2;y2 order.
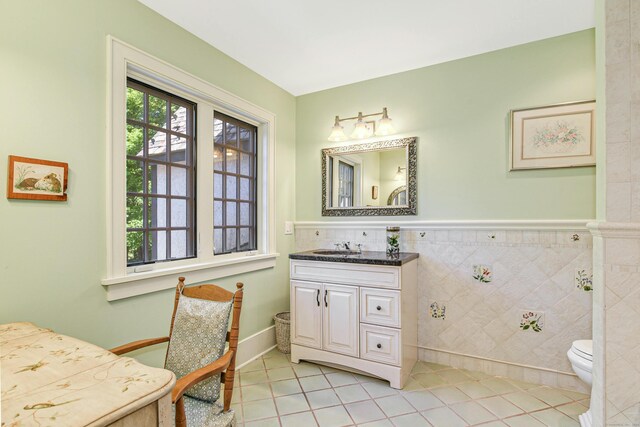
376;305;382;311
376;343;382;349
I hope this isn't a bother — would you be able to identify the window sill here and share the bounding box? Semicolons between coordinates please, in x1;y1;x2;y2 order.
102;253;279;301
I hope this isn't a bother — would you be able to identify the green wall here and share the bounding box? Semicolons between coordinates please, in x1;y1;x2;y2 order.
0;0;296;366
296;30;596;220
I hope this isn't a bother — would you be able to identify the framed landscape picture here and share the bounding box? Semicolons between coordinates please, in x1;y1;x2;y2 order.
7;156;68;201
510;100;596;170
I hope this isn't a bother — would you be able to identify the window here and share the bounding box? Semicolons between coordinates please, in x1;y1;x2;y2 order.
338;161;354;207
126;79;196;265
105;37;276;301
213;113;257;255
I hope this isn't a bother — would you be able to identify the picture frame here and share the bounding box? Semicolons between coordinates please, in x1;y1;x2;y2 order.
7;155;68;201
509;100;596;170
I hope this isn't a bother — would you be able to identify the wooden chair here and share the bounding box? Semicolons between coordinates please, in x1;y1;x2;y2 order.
111;277;243;427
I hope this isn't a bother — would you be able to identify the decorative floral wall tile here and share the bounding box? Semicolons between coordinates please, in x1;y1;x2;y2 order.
472;264;492;283
520;310;544;332
575;269;593;292
430;302;446;320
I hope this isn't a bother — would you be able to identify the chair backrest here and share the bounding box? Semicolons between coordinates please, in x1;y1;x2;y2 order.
167;277;244;410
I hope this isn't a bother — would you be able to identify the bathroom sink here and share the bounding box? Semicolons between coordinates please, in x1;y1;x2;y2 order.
312;249;359;256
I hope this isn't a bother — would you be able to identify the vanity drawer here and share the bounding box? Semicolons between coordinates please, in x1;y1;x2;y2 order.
290;260;400;289
360;324;400;366
361;288;400;328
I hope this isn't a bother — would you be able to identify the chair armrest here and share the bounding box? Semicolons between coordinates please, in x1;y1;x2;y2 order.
172;350;234;403
110;336;170;355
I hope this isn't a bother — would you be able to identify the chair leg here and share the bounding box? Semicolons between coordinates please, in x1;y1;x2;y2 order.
175;396;187;427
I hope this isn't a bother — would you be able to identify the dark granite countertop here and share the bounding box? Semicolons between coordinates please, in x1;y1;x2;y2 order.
289;250;419;266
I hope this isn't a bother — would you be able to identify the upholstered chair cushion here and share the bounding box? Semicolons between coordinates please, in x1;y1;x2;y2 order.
175;397;236;427
165;293;233;402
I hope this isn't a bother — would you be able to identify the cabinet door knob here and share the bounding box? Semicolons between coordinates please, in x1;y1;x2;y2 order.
376;305;382;311
376;343;382;349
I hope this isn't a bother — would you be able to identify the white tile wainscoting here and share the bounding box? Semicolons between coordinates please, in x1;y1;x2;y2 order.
294;221;593;394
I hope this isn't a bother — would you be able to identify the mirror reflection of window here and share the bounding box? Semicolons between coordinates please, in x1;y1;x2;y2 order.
338;161;354;207
392;191;406;205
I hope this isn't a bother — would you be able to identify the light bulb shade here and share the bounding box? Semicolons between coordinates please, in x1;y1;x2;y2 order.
351;119;372;139
375;116;395;136
394;166;406;181
328;124;347;141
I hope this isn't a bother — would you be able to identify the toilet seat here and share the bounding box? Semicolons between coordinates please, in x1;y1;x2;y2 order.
571;340;593;362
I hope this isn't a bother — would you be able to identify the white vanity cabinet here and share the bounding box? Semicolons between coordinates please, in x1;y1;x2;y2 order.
289;256;418;389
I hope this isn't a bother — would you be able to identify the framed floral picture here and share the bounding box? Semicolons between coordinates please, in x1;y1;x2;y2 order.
509;100;596;170
7;155;68;201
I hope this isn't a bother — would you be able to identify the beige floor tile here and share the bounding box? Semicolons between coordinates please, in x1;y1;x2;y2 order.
242;398;278;421
275;392;311;415
244;416;280;427
461;369;493;380
389;412;431;427
265;356;292;369
360;420;394;427
431;386;472;405
559;389;590;401
320;365;341;374
530;408;580;426
402;389;445;411
476;421;508;426
267;366;296;381
410;361;435;374
270;378;303;397
262;349;283;358
375;395;416;417
412;372;446;388
480;378;519;394
527;386;574;406
292;362;323;377
450;400;497;425
400;377;427;392
241;358;266;373
334;384;370;404
314;405;354;427
503;413;546;426
345;400;386;424
306;388;342;409
436;369;474;384
504;378;539;390
362;381;399;398
556;401;589;419
325;371;359;387
477;396;525;418
503;391;549;412
300;375;332;392
231;403;242;423
241;383;273;401
281;410;319;427
240;369;269;386
422;406;467;427
423;362;450;371
457;381;498;399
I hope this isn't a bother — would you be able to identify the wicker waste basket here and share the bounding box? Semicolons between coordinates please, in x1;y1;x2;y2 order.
273;312;291;354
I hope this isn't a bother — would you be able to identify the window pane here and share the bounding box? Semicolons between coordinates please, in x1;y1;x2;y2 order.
171;199;187;227
148;230;167;261
240;127;252;152
148;95;167;128
214;201;223;226
126;160;144;194
127;231;144;264
214;173;223;198
170;230;187;258
148;197;167;227
240;228;250;251
147;129;167;162
171;166;187;196
214;118;224;143
240;178;250;200
126;88;144;121
226;175;237;199
214;146;224;171
170;104;187;134
126;196;144;228
226;202;237;226
225;228;237;252
147;163;166;195
240;152;251;176
170;135;188;163
225;122;237;146
214;228;223;254
126;124;144;156
240;203;251;226
226;149;237;173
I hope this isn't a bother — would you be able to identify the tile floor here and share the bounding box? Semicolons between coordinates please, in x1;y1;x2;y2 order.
228;349;590;426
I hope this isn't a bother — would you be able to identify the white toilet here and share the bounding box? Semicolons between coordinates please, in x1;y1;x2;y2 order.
567;339;593;427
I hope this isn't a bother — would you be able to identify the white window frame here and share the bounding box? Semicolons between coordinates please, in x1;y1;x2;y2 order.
103;36;277;301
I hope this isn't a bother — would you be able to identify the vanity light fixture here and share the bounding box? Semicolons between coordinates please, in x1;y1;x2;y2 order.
394;166;407;180
327;107;395;141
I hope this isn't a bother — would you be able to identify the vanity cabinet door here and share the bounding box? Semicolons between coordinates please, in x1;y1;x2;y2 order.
291;280;322;349
323;283;359;357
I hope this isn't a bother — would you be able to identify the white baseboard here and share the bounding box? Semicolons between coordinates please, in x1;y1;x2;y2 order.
236;325;277;369
419;347;590;394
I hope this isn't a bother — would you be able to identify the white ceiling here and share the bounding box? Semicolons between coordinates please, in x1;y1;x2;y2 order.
138;0;595;96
